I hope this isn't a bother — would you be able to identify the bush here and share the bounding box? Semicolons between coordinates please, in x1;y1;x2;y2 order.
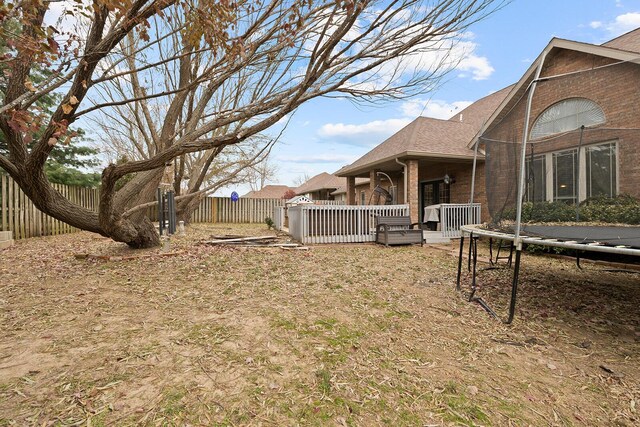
499;201;576;223
579;195;640;224
265;217;275;230
495;195;640;224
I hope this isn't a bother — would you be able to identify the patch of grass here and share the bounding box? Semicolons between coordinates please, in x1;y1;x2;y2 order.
184;323;232;346
316;369;332;395
160;386;188;418
440;381;490;426
271;316;298;331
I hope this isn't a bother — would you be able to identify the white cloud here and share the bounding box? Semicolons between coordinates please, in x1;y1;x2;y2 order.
318;118;412;139
400;99;472;119
604;12;640;37
590;21;603;29
457;53;494;80
338;28;495;95
316;95;477;147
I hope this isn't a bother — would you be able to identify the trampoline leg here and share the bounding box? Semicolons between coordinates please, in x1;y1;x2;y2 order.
576;252;582;270
467;232;474;272
489;238;495;266
469;236;479;302
456;234;465;291
506;249;522;324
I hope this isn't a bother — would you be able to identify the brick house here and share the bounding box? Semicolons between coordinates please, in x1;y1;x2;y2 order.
335;87;510;223
294;172;345;201
337;28;640;225
479;29;640;220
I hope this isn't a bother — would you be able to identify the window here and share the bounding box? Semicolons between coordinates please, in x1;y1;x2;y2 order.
525;155;546;202
533;142;617;204
586;142;616;198
360;190;366;205
531;98;605;140
553;149;578;204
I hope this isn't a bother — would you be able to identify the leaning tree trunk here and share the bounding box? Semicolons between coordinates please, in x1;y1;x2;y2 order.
176;193;204;225
8;167;162;249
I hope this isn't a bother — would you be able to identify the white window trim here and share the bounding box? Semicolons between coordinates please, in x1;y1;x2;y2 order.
542;140;617;203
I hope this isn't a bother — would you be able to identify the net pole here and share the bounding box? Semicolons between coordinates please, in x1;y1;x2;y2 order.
515;50;549;242
575;125;585;221
469;138;480;225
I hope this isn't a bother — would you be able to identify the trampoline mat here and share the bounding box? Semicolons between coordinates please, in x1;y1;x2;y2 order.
519;225;640;249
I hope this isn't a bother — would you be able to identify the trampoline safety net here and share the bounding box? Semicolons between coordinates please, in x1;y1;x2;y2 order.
480;124;640;249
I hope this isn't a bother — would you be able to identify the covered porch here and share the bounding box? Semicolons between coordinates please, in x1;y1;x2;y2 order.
274;202;480;245
341;156;484;230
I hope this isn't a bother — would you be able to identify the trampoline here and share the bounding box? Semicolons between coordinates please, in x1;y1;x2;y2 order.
455;51;640;323
456;224;640;324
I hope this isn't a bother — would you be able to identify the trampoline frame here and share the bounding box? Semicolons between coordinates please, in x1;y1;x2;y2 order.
456;224;640;324
459;51;640;323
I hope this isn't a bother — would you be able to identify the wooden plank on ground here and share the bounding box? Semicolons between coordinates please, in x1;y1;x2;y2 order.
205;236;277;245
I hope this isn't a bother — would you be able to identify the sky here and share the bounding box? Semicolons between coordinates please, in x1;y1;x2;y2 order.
219;0;640;197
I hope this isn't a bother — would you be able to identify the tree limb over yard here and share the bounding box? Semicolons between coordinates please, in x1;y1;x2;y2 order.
0;0;506;247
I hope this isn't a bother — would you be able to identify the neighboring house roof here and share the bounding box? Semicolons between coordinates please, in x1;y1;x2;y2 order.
294;172;344;195
472;35;640;147
331;178;370;195
243;184;295;199
336;87;510;176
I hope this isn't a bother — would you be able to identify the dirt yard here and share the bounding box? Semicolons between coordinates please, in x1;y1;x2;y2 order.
0;224;638;426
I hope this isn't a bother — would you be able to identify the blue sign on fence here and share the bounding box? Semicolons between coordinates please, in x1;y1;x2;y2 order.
230;191;239;202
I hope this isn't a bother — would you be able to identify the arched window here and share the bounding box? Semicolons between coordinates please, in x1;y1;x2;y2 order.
530;98;605;140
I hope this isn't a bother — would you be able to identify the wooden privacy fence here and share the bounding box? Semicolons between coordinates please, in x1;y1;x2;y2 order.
192;197;284;223
288;204;410;244
1;172;285;241
1;173;99;240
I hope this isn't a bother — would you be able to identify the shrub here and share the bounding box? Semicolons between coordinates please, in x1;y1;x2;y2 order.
579;194;640;224
265;217;275;230
494;195;640;224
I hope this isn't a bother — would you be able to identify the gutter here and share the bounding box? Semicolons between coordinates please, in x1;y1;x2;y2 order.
395;158;408;203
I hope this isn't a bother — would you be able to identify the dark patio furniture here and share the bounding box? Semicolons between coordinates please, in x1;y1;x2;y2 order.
375;216;424;246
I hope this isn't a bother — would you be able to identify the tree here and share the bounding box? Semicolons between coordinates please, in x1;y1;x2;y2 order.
283;189;297;199
0;0;505;248
0;16;100;186
293;173;312;187
245;156;280;192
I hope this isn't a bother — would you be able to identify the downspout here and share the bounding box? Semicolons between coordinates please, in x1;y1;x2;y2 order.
395;158;408;205
515;49;549;244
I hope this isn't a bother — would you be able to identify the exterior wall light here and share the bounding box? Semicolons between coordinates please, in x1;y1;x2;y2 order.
444;174;455;185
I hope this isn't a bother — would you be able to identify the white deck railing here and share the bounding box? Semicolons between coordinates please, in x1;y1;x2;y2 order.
288;204;409;244
440;203;481;238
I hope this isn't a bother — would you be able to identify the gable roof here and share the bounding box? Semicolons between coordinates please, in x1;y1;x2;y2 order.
603;27;640;53
243;184;295;199
336;87;511;176
294;172;344;195
331;178;370;195
471;35;640;147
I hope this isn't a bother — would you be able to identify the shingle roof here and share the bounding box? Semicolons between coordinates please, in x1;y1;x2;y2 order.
243;184;295;199
294;172;345;195
476;37;640;146
602;27;640;53
331;178;370;195
336;87;511;176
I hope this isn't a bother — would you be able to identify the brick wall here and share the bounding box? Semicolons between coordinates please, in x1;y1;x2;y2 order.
482;47;640;219
417;161;489;222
